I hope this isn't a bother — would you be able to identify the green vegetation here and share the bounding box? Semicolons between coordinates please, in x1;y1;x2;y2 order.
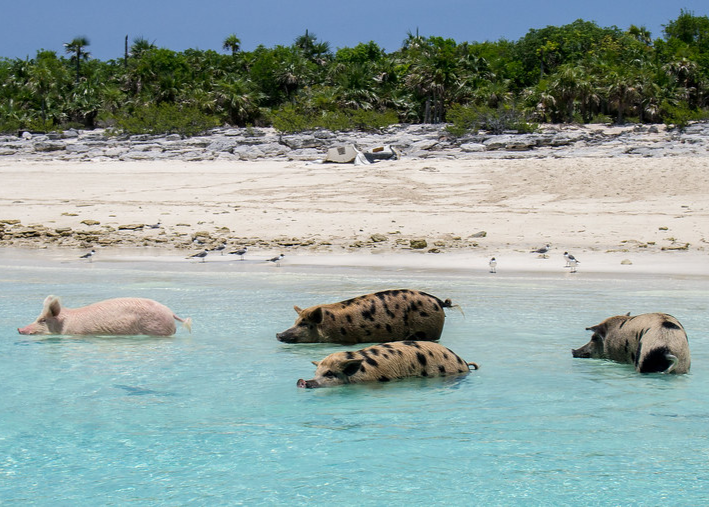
2;10;709;135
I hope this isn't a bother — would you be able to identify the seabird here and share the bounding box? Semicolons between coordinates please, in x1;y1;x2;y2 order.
80;249;96;262
188;250;208;262
267;253;284;266
229;247;248;260
568;258;579;273
563;251;580;267
489;257;497;273
147;220;162;229
532;244;551;254
211;242;227;255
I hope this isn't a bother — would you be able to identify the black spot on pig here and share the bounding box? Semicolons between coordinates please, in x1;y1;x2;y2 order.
416;352;427;366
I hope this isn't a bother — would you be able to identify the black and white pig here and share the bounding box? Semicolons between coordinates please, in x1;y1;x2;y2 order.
572;312;690;374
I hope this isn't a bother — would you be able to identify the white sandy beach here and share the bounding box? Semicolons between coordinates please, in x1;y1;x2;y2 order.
1;154;708;275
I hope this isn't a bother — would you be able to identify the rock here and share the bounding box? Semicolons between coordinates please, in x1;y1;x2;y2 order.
104;147;129;157
207;139;238;153
470;231;487;238
370;233;387;243
81;220;100;226
620;259;633;265
118;224;145;230
34;141;65;152
280;135;324;150
460;143;486;152
66;144;91;153
410;239;428;249
287;148;322;161
410;139;439;152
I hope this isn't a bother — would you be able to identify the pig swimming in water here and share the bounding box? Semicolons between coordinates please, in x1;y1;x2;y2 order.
277;289;455;345
572;312;690;374
18;296;192;336
297;341;479;388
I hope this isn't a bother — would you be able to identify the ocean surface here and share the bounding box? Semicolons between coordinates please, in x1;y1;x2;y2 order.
1;254;708;506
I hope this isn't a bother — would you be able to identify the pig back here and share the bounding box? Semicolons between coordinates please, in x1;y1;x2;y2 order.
62;298;177;336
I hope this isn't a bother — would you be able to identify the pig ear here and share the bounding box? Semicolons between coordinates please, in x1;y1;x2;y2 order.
625;312;631;316
585;325;599;332
306;307;324;324
294;306;303;315
311;360;320;367
342;359;363;377
42;295;62;317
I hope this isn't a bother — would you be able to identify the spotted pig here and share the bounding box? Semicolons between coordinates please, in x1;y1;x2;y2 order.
277;289;454;345
297;341;479;388
572;312;690;374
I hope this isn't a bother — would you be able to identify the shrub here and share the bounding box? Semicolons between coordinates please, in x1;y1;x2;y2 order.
661;102;708;131
446;103;537;136
271;106;399;133
105;103;220;136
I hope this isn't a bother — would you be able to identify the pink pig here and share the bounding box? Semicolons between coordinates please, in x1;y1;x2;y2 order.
18;296;192;336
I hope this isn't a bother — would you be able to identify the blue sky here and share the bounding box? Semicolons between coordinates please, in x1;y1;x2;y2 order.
2;0;707;61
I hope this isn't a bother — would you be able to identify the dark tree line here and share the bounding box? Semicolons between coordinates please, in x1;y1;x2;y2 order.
1;10;708;135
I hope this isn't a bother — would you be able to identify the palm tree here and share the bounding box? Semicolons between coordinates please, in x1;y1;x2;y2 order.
404;37;462;123
295;30;331;64
332;62;377;110
628;25;652;46
223;34;241;56
605;70;641;124
63;36;90;83
130;37;156;58
213;77;264;125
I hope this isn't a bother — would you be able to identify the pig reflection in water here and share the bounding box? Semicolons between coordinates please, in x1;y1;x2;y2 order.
298;341;479;388
18;296;192;336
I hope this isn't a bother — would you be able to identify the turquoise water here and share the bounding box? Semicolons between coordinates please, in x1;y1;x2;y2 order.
1;256;708;505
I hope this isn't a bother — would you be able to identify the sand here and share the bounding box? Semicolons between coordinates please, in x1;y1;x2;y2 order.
0;155;707;275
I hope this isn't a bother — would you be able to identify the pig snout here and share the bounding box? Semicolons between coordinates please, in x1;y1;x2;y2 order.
277;330;298;343
17;324;41;335
297;379;318;388
571;346;592;358
571;348;587;358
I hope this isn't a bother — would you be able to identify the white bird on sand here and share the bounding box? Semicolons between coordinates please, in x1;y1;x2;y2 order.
147;220;161;229
188;250;208;262
80;249;96;262
229;247;248;260
563;251;580;267
267;253;284;266
568;258;579;273
489;257;497;273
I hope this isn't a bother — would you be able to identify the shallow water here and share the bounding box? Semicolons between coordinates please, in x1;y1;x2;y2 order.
1;257;708;505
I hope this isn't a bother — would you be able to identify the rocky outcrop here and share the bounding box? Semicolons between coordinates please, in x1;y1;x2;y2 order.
2;122;709;163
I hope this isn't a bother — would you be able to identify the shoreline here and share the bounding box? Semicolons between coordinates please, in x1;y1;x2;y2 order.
2;124;708;277
1;246;706;279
